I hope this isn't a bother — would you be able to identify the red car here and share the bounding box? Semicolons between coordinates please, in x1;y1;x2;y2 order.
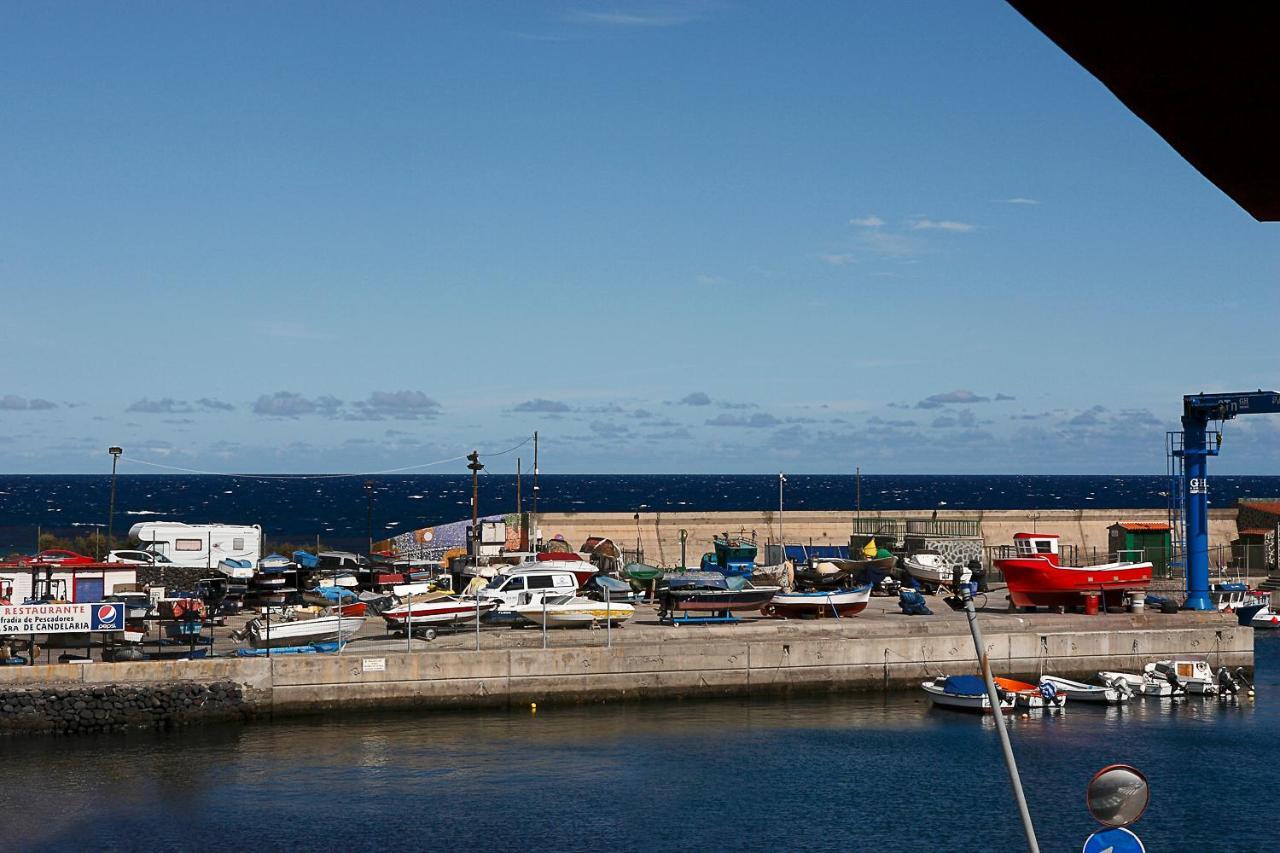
35;549;97;565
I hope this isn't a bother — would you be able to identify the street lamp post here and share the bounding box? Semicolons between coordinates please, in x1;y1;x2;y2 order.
106;447;123;559
364;479;375;554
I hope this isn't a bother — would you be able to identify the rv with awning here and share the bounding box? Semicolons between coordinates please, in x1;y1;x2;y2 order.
126;521;263;569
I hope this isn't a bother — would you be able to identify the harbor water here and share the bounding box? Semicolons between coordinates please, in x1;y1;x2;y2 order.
9;635;1278;852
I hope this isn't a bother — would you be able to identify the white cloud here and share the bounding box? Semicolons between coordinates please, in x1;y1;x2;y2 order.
695;273;727;285
857;229;919;259
849;215;884;228
909;218;976;233
568;10;698;27
819;253;857;266
1001;197;1040;205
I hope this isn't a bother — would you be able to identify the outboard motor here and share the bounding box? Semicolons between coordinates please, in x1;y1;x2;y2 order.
1106;676;1135;700
969;559;987;593
1163;667;1185;695
1038;680;1060;706
1216;666;1241;696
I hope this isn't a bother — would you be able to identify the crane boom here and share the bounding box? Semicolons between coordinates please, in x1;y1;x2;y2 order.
1177;390;1280;609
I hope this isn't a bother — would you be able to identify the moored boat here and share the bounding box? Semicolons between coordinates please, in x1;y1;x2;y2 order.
1039;674;1130;704
993;676;1067;710
995;533;1152;610
763;584;871;618
921;675;1015;713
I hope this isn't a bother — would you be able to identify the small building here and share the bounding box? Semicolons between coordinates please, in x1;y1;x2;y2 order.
1232;529;1272;571
1107;522;1172;576
0;563;138;604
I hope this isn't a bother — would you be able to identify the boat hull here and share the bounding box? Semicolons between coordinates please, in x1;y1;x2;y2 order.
514;603;635;627
764;585;871;618
921;680;1014;713
661;588;778;613
247;615;365;649
995;557;1153;609
382;599;494;628
1039;675;1126;704
903;554;971;586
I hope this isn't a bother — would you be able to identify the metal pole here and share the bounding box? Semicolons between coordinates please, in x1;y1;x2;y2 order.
606;586;611;648
516;458;522;515
541;594;548;649
779;473;785;549
365;480;375;555
532;431;539;515
1182;415;1212;609
475;593;481;651
958;576;1039;853
107;447;123;559
406;591;413;653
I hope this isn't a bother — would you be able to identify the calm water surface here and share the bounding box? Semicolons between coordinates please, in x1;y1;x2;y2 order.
8;636;1278;852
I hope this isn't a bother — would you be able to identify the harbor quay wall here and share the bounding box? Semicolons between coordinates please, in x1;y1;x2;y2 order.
0;620;1250;731
529;508;1239;565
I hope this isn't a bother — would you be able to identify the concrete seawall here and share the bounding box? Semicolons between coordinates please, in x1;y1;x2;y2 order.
0;614;1251;731
531;507;1238;565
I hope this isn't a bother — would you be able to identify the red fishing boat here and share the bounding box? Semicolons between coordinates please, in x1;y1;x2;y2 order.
995;533;1152;610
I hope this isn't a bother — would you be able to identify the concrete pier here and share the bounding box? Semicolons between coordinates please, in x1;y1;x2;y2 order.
0;599;1252;731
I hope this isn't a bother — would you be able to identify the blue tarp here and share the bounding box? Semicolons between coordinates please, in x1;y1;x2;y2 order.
784;544;847;562
292;550;319;569
943;675;987;696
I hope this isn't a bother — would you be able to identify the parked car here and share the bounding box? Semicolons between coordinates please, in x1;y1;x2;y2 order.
477;569;578;620
35;549;97;565
106;549;175;566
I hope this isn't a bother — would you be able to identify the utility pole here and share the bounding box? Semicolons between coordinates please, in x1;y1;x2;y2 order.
468;451;485;562
467;450;484;530
531;431;539;514
516;457;522;515
107;446;123;559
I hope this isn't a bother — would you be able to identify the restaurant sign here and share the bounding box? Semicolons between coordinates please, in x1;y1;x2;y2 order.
0;603;125;634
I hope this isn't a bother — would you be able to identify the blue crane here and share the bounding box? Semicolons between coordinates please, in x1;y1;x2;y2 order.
1175;391;1280;609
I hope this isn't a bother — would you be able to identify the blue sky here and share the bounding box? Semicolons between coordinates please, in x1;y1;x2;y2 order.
3;0;1278;475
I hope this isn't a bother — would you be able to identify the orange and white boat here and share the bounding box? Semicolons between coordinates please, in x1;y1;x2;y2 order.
995;533;1152;611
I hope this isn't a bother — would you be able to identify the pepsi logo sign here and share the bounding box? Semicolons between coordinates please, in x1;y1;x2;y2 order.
98;604;116;622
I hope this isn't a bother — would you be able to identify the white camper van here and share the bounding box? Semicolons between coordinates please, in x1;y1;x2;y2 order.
125;521;263;569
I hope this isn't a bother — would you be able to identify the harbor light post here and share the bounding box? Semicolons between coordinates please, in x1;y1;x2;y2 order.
364;479;375;555
778;473;786;549
106;446;123;559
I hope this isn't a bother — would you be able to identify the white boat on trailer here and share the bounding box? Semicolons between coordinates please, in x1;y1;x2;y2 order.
1039;674;1131;704
381;596;496;631
903;551;971;587
243;613;365;649
921;675;1015;713
514;594;635;628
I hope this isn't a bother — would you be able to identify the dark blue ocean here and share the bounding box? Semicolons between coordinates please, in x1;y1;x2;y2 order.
7;635;1278;852
4;473;1280;551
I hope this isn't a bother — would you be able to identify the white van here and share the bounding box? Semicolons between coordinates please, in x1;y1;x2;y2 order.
127;521;263;569
477;569;577;619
